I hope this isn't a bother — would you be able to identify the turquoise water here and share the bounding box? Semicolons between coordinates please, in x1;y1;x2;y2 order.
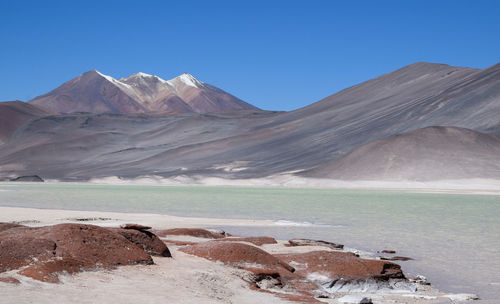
0;183;499;299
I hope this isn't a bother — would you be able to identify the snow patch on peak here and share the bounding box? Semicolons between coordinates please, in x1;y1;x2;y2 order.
94;70;117;83
172;73;205;88
122;72;168;83
134;72;153;78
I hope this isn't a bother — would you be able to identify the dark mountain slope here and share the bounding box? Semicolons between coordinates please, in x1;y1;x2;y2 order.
304;126;500;181
0;101;50;145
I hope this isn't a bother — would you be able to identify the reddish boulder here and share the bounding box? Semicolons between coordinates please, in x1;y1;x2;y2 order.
0;223;154;281
155;228;225;239
0;222;25;233
288;239;344;250
120;223;152;230
380;250;396;254
0;235;56;272
276;251;404;281
381;256;413;261
19;258;85;283
180;241;294;273
0;276;21;284
214;236;277;246
162;239;197;246
26;224;154;267
107;227;171;257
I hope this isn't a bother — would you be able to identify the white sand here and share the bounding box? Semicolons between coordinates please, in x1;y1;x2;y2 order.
0;206;276;229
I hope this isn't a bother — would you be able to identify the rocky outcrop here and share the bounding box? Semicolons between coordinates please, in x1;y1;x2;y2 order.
9;175;44;182
0;223;165;282
214;236;277;246
0;234;56;272
180;241;294;273
380;250;396;254
107;227;171;257
19;257;85;283
24;224;154;267
0;276;21;284
155;228;225;239
380;256;413;261
288;239;344;249
0;222;25;233
276;251;404;281
120;223;152;230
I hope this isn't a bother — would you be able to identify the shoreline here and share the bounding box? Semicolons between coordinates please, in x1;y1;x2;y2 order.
0;206;483;304
4;175;500;195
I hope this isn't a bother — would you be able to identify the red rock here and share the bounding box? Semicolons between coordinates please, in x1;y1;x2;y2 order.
380;249;396;254
0;276;21;284
19;258;85;283
180;241;294;273
26;224;154;267
276;251;404;281
107;227;171;257
0;222;25;233
120;223;152;230
155;228;225;239
0;235;56;272
380;256;413;261
0;223;154;282
214;236;277;246
162;239;197;246
288;239;344;249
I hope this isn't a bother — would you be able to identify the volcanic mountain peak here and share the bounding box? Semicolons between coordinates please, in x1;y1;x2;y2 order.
170;73;206;89
120;72;167;84
29;70;258;114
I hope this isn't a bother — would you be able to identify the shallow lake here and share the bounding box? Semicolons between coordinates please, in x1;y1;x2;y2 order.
0;183;499;299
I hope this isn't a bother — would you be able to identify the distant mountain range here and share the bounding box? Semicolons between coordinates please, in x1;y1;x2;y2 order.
29;71;258;114
1;61;499;182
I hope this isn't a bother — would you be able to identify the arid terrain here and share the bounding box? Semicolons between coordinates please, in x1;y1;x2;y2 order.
1;62;499;182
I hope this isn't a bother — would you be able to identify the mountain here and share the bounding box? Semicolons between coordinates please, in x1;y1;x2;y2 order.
304;126;500;181
1;61;499;181
0;101;50;145
29;71;258;114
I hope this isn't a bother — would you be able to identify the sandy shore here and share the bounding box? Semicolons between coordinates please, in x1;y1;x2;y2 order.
0;206;277;229
0;206;489;304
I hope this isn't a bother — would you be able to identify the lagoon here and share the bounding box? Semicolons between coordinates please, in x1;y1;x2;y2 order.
0;183;499;299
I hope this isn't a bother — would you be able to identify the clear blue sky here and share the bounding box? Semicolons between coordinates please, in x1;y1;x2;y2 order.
1;0;499;111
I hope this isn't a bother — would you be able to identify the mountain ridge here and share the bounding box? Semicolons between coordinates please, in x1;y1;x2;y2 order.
1;61;499;181
29;71;258;114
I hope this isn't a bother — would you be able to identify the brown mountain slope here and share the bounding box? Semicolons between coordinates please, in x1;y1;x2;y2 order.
0;101;50;145
304;126;500;181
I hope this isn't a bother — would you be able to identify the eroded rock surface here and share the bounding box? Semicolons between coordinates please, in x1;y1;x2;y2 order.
180;241;294;273
120;223;152;230
0;223;25;233
0;223;163;282
107;227;171;257
288;238;344;249
214;236;277;246
0;276;21;284
19;258;85;283
156;228;226;239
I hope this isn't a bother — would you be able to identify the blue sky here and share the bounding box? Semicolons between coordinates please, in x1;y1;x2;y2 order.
1;0;499;111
